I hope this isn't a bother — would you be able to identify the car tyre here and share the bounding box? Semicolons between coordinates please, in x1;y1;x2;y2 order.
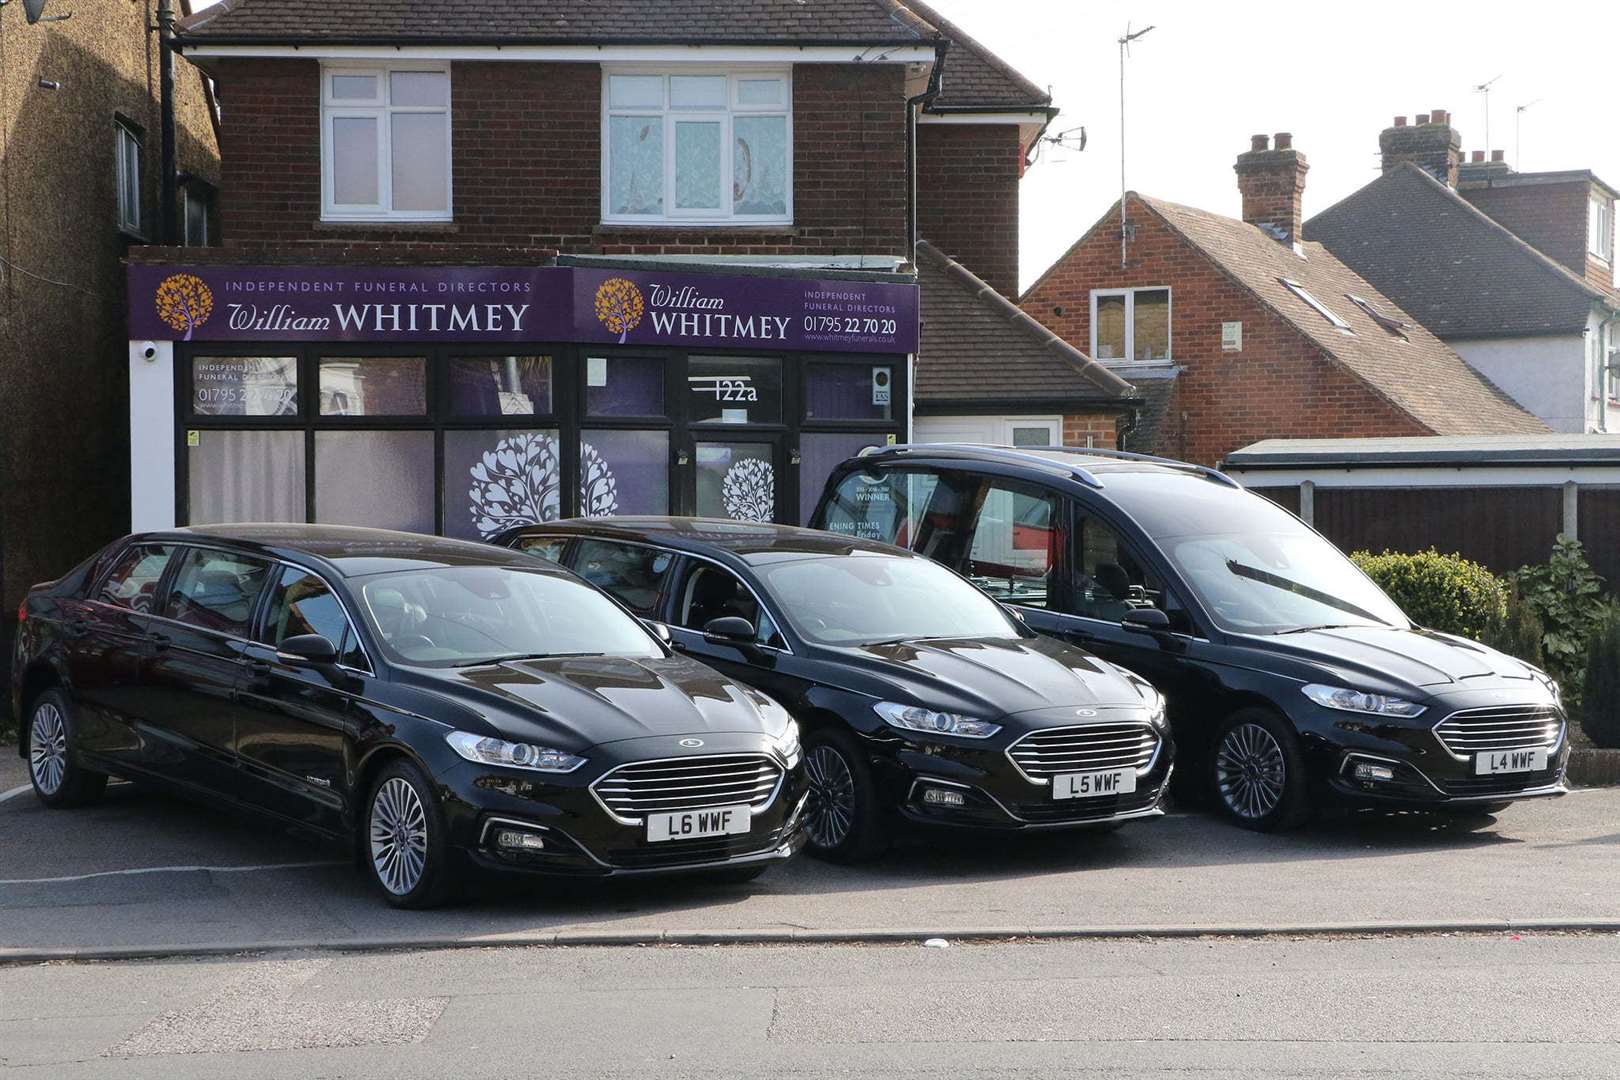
26;689;107;809
1208;708;1311;832
801;728;888;863
364;758;454;909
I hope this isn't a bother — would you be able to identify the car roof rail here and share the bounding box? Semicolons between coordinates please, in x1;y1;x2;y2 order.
857;443;1242;490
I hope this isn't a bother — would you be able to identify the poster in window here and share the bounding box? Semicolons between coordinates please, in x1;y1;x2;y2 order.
191;356;298;416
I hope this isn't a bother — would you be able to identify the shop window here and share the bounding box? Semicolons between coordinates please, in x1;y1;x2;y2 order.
95;545;175;613
585;355;665;417
573;539;675;615
115;119;143;236
689;356;782;425
163;547;272;637
442;429;562;540
315;430;434;532
1090;287;1170;361
804;362;892;421
448;356;553;417
603;69;790;225
188;430;306;525
190;356;298;417
582;430;670;517
321;64;451;221
318;356;427;415
798;432;890;524
696;441;775;522
964;483;1063;609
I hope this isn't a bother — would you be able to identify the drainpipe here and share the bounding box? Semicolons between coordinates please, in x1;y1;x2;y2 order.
905;40;948;261
157;0;178;244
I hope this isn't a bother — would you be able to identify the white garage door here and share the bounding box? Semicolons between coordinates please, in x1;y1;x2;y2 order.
913;415;1063;447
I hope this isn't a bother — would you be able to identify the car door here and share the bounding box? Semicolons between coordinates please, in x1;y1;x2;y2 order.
145;545;274;798
233;563;374;832
61;543;177;764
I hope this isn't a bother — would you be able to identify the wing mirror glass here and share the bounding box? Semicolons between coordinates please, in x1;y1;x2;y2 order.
641;619;673;643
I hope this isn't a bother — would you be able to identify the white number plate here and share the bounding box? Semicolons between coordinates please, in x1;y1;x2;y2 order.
646;804;752;842
1475;748;1548;775
1052;769;1137;800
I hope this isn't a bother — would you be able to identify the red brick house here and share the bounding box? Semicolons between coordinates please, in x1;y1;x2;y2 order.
1020;134;1546;466
118;0;1132;536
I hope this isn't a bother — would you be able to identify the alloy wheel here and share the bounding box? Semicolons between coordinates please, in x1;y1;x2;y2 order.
1215;722;1287;820
28;702;68;797
369;776;429;896
803;744;856;850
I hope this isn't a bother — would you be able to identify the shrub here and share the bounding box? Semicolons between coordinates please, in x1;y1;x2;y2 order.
1350;548;1508;642
1582;607;1620;748
1509;534;1607;708
1482;585;1546;670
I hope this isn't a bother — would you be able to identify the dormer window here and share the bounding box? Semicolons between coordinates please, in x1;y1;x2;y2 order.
1280;278;1351;333
602;68;791;227
321;64;451;222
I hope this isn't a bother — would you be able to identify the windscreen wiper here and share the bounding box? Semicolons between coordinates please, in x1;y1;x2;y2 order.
454;651;605;667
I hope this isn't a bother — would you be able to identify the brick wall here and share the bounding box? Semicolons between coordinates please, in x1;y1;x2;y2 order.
917;124;1021;297
1022;198;1430;466
1459;179;1601;287
1062;413;1122;449
214;59;908;257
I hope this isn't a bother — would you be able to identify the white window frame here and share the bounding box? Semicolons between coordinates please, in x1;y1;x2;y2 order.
1280;278;1352;333
600;66;793;227
320;62;453;223
1590;196;1613;263
1088;287;1172;363
115;120;143;236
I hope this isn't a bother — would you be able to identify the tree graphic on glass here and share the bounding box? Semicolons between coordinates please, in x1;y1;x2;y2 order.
594;277;645;344
721;458;775;522
467;432;620;538
154;273;214;341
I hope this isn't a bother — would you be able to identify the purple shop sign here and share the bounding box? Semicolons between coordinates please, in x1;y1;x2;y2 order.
127;264;919;354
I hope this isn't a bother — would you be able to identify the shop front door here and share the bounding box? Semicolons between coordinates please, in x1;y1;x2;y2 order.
690;435;786;524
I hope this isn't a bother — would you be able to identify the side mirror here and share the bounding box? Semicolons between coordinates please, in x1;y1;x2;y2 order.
277;633;339;666
703;616;757;647
1121;608;1172;635
641;619;673;643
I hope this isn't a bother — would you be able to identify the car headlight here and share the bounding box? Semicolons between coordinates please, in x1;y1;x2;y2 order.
874;701;1001;739
445;730;587;773
1302;683;1426;718
772;718;802;761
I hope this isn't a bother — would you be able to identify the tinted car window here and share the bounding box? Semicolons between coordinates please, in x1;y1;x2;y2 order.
514;535;569;563
964;483;1062;609
677;565;785;648
1070;514;1192;631
163;548;272;636
820;469;940;545
573;539;674;615
756;552;1019;647
262;566;367;669
95;544;174;612
358;565;663;666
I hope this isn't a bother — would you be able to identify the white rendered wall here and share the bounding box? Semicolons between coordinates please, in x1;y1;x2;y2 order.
128;340;177;532
1452;334;1587;433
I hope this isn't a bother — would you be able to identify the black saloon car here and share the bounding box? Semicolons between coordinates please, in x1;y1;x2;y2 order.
11;526;807;906
492;519;1174;861
811;444;1569;830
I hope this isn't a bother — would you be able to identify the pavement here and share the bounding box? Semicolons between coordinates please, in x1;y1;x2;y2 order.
2;746;1618;959
2;933;1618;1078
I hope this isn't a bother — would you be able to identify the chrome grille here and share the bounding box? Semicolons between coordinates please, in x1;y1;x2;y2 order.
592;754;783;821
1434;705;1564;757
1007;722;1160;782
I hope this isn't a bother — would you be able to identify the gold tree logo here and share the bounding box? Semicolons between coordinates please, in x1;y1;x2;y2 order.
594;277;645;344
154;273;214;341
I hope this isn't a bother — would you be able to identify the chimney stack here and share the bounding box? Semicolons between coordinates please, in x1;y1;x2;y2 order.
1234;132;1309;247
1380;110;1462;186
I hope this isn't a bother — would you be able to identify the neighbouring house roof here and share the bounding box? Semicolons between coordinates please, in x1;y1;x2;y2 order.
177;0;937;44
897;0;1052;111
1225;434;1620;469
1304;163;1611;339
914;240;1134;408
1132;193;1547;437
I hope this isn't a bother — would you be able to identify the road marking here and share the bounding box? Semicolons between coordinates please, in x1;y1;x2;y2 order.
0;860;342;886
0;784;32;806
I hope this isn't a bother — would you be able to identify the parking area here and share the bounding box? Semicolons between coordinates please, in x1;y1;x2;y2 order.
3;747;1617;959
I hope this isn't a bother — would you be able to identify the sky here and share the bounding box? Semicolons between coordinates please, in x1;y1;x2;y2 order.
923;0;1620;291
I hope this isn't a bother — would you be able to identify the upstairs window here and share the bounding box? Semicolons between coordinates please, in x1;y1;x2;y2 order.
1089;287;1170;361
114;119;143;236
1591;196;1613;262
181;179;214;246
1280;278;1351;333
322;64;451;221
603;69;791;226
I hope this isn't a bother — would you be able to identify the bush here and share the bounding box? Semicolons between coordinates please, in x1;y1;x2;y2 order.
1483;585;1546;670
1509;534;1607;709
1350;548;1509;642
1582;607;1620;748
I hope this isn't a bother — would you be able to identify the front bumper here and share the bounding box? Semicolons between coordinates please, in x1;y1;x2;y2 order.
868;718;1177;832
434;732;808;878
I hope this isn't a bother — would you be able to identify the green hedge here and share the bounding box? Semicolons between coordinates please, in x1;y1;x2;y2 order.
1350;548;1508;642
